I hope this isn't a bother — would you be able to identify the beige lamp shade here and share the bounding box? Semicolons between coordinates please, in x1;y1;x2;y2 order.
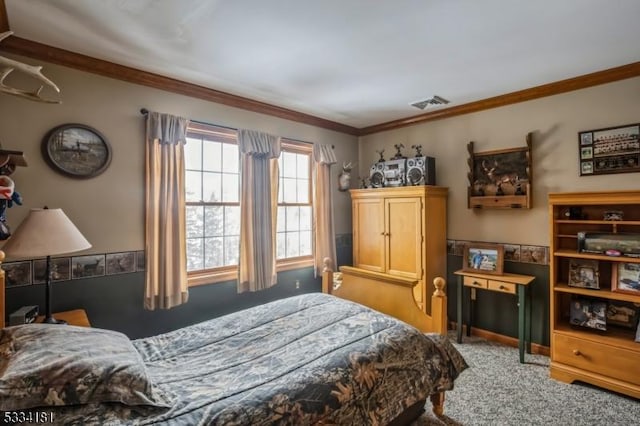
2;208;91;259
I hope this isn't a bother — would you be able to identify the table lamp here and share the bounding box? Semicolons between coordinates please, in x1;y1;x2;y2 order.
2;207;91;324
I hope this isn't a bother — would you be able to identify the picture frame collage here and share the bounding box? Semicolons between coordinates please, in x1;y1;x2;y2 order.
3;250;145;288
578;123;640;176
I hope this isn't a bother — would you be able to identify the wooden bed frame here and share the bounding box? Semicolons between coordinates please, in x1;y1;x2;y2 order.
321;257;448;417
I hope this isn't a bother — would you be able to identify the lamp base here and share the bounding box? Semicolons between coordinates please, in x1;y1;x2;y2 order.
43;316;67;325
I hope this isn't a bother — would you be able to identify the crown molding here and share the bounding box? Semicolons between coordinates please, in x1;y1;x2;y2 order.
359;61;640;135
0;36;359;136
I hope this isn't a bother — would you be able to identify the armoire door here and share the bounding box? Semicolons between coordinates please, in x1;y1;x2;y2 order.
352;198;385;272
385;197;423;279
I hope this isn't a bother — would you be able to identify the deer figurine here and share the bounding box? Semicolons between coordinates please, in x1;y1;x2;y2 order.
482;160;519;196
338;162;354;192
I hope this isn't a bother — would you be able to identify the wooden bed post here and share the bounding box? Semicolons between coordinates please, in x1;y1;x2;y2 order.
0;250;5;329
430;392;445;417
322;257;334;294
431;276;448;336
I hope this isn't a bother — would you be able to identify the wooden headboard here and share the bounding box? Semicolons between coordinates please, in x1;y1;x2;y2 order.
0;250;5;328
321;258;447;335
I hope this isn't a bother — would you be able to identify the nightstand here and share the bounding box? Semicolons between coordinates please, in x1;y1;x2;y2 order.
36;309;91;327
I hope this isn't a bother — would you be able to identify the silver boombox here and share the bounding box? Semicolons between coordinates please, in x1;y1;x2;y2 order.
369;159;406;188
369;156;436;188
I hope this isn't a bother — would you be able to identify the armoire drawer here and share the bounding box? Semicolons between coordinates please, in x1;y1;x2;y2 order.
552;333;640;386
463;276;487;289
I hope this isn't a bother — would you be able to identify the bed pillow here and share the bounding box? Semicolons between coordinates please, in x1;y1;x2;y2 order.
0;323;170;411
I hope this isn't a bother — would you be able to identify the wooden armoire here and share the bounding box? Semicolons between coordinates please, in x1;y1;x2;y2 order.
350;186;448;313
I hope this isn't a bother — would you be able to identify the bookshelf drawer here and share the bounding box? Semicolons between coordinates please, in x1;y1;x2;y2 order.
552;333;640;385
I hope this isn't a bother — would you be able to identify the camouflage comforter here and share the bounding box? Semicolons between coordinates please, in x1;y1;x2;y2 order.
40;293;467;425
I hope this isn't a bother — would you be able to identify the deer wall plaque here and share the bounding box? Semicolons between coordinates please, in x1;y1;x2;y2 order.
466;132;533;209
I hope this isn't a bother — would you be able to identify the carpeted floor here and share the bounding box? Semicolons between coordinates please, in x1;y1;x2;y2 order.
412;334;640;426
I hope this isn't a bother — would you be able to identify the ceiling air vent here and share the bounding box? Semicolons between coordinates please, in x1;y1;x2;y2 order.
410;95;450;110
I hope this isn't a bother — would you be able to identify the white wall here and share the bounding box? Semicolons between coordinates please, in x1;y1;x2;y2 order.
358;77;640;245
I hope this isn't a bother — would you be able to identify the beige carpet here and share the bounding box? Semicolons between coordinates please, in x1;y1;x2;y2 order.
412;334;640;426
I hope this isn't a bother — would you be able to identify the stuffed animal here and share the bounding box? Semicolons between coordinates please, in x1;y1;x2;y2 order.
0;167;24;240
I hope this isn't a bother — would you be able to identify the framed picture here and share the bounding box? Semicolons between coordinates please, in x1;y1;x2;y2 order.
611;262;640;295
570;298;606;331
33;257;71;284
4;261;32;287
568;258;600;289
580;161;593;175
462;242;504;275
520;245;548;265
503;244;521;262
578;123;640;176
42;123;112;179
106;251;136;275
606;300;640;329
136;250;146;271
72;254;105;279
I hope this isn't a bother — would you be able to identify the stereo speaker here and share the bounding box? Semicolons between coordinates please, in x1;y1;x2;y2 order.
406;156;436;186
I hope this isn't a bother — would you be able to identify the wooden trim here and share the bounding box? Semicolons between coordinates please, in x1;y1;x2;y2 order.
0;35;360;136
451;322;550;357
359;61;640;135
0;0;9;32
277;257;313;272
188;257;314;287
188;268;238;287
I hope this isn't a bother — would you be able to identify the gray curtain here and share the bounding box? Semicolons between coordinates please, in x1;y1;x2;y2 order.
238;129;281;292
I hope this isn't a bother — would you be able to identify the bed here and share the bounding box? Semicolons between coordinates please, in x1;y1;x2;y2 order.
0;255;467;425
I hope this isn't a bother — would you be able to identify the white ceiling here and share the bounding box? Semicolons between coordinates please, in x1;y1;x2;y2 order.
6;0;640;128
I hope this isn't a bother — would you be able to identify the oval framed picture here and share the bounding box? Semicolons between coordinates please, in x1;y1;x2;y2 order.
42;123;112;178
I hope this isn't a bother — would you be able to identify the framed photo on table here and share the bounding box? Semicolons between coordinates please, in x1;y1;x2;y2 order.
462;243;504;275
611;262;640;295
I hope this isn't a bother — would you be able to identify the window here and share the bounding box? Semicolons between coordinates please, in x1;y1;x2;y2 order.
184;126;313;285
277;140;313;267
184;123;240;283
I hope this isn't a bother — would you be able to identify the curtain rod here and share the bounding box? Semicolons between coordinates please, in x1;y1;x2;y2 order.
140;108;333;148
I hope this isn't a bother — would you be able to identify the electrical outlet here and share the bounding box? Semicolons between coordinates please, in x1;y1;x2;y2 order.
295;280;300;289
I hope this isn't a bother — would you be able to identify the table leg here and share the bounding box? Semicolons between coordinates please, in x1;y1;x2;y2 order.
457;275;463;343
526;285;532;354
518;285;526;363
467;288;473;337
